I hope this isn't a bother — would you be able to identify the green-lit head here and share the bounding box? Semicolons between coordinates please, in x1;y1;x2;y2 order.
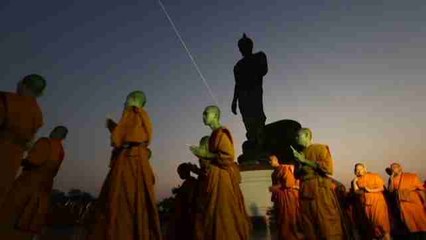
49;126;68;140
296;128;312;147
17;74;46;97
203;105;220;126
125;90;146;108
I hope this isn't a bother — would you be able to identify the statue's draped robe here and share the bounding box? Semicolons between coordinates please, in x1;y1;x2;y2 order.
86;107;162;240
201;127;251;240
391;173;426;233
234;52;267;143
172;176;197;240
270;164;302;240
0;92;43;204
355;173;391;238
0;138;64;234
233;52;267;121
298;144;346;240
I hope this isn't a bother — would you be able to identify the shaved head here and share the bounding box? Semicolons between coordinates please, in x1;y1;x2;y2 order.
354;162;367;177
299;128;313;140
19;74;46;97
125;90;146;108
204;105;220;118
49;125;68;139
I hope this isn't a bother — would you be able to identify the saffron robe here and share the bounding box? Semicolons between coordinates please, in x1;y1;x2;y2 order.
86;107;162;240
270;164;302;240
0;92;43;203
0;138;64;234
355;173;391;238
299;144;346;240
201;127;251;240
391;173;426;232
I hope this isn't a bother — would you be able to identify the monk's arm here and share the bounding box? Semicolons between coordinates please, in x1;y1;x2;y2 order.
213;132;234;168
365;185;385;193
140;109;153;144
365;177;385;193
299;145;333;175
106;118;117;133
387;177;395;192
269;184;282;192
413;176;426;206
22;138;50;167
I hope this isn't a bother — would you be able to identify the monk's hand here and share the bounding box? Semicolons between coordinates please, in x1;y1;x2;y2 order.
231;100;237;115
291;146;306;163
190;145;202;157
106;118;116;131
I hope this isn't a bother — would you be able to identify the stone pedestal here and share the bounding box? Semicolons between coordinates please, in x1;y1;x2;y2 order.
240;165;273;238
240;167;273;217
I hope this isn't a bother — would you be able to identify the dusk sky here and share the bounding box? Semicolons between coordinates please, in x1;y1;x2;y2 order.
1;0;425;200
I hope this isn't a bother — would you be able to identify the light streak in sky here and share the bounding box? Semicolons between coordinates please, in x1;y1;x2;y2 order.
157;0;219;106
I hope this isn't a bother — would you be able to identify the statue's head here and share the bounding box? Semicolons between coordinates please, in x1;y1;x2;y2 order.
49;125;68;140
177;163;191;180
238;33;253;57
17;74;46;97
203;105;220;126
296;128;312;147
125;90;146;108
354;163;367;177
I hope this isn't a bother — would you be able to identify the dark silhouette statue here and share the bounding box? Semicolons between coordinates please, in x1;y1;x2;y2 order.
232;33;267;146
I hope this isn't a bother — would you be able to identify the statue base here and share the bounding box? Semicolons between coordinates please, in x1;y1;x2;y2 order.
239;164;273;229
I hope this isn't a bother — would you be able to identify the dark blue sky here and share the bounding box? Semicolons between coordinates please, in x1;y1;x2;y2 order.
1;0;426;199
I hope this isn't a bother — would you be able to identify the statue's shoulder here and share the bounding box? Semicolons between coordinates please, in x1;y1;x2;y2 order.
254;51;266;57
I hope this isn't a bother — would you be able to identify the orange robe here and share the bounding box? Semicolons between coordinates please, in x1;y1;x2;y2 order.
0;137;64;234
391;173;426;232
86;107;162;240
201;127;251;240
299;144;346;240
355;173;391;238
172;176;197;240
270;164;302;240
0;92;43;203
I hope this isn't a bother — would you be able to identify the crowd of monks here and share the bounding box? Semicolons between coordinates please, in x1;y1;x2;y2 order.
0;74;425;240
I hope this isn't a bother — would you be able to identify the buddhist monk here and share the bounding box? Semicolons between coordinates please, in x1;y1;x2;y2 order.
189;105;251;240
387;163;426;239
86;91;162;240
188;135;211;240
0;74;45;204
352;163;391;240
291;128;347;240
268;154;303;240
171;163;198;240
0;126;67;240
